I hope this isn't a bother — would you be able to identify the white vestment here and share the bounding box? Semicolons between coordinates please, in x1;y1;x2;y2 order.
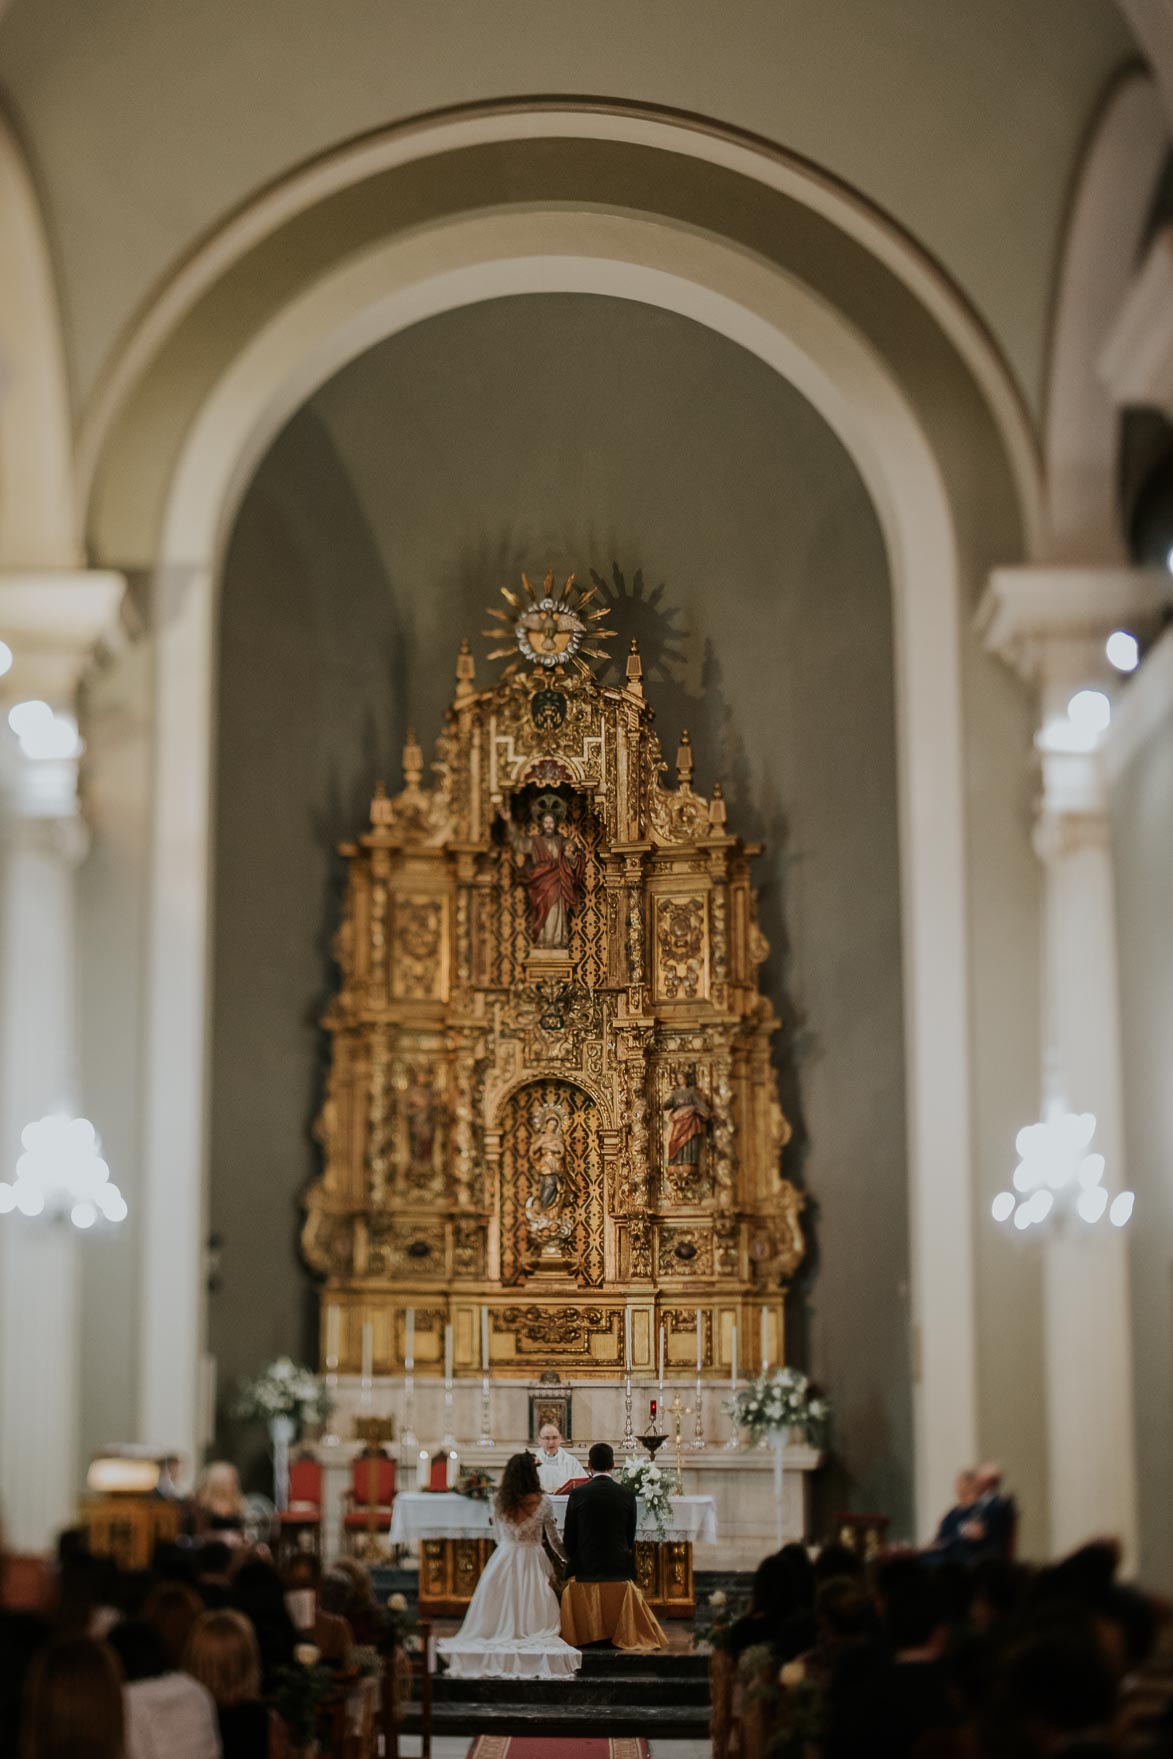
533;1446;583;1492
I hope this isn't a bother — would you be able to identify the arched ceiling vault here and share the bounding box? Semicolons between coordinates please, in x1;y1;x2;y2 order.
80;104;1039;574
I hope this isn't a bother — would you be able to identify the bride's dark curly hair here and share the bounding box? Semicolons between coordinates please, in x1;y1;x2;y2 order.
495;1450;542;1520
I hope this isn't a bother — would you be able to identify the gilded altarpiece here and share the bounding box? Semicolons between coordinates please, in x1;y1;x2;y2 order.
302;574;806;1380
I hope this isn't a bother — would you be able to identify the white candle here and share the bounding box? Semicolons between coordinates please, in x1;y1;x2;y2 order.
444;1321;454;1385
760;1308;769;1373
658;1322;665;1389
481;1305;490;1372
416;1449;429;1491
731;1321;738;1390
446;1448;459;1489
325;1303;341;1368
405;1307;415;1372
696;1308;703;1375
361;1320;373;1382
624;1308;632;1372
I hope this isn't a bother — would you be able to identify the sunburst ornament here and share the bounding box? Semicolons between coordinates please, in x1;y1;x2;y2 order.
483;570;616;676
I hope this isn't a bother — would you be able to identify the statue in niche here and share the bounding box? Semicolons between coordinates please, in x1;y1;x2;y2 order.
502;794;585;949
663;1071;712;1167
525;1100;576;1263
404;1070;440;1172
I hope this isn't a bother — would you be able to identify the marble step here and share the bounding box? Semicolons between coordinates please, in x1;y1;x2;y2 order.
403;1700;711;1739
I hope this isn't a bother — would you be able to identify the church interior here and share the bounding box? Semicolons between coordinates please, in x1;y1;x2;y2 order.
2;2;1173;1755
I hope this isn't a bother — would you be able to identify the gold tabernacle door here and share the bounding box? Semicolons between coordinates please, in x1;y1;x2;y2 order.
302;571;806;1379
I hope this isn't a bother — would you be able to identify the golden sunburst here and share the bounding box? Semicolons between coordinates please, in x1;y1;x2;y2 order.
482;569;617;677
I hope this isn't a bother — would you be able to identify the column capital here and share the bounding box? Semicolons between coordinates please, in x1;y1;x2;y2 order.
978;565;1170;687
1099;226;1173;421
0;568;126;703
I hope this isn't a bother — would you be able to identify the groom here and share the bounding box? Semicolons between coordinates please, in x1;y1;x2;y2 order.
562;1442;637;1582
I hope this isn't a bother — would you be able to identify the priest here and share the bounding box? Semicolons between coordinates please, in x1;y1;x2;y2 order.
532;1421;583;1492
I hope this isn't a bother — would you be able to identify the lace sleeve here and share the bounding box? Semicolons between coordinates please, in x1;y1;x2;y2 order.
542;1494;568;1564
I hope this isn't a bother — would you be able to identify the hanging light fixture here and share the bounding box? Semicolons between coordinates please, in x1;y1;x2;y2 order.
992;1099;1133;1233
0;1115;127;1229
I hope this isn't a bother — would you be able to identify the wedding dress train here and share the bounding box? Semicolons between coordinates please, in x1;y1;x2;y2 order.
436;1492;582;1679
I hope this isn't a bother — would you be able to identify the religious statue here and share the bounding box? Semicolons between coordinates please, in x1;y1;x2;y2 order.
525;1100;576;1264
663;1074;712;1166
404;1070;439;1171
502;796;585;949
529;1110;568;1214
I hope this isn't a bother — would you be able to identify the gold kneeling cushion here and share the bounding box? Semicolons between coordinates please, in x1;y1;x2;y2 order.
559;1578;667;1651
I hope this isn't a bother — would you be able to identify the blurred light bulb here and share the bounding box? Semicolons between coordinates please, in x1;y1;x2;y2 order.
1067;689;1111;733
0;1183;13;1213
991;1191;1016;1222
1014;1206;1032;1231
71;1200;97;1230
1105;630;1139;673
8;699;50;738
1166;543;1173;574
1077;1186;1108;1223
1077;1153;1105;1189
0;641;12;677
1109;1191;1135;1228
1028;1190;1054;1224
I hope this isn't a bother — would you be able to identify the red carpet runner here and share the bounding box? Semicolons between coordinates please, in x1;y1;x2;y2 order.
466;1740;650;1758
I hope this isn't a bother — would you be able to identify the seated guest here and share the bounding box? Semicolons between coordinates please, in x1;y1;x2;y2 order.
0;1603;51;1759
22;1637;125;1759
958;1462;1015;1561
196;1542;234;1611
314;1571;356;1666
229;1556;297;1692
328;1557;383;1646
185;1610;269;1759
156;1454;190;1501
727;1549;809;1662
559;1442;666;1653
531;1423;582;1492
144;1581;204;1671
108;1619;221;1759
282;1552;320;1636
927;1468;978;1554
195;1464;245;1541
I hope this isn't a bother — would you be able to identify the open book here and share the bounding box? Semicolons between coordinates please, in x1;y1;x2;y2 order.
555;1476;591;1494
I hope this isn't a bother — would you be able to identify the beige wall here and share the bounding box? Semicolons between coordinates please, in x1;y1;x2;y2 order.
209;293;914;1523
1113;698;1173;1591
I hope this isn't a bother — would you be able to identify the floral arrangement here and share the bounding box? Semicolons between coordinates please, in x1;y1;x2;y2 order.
272;1645;335;1746
456;1468;494;1503
233;1356;329;1429
724;1367;829;1446
619;1457;673;1538
351;1644;382;1680
692;1586;746;1652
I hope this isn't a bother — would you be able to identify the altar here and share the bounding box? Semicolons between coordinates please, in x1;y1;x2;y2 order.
300;571;821;1565
388;1489;717;1617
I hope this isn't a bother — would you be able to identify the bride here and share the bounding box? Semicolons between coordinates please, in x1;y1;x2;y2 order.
436;1450;582;1678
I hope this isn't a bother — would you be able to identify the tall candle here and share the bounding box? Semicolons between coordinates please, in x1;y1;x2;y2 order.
731;1321;738;1390
658;1323;665;1389
696;1308;703;1375
405;1307;415;1372
760;1308;769;1373
481;1305;490;1372
416;1449;429;1491
361;1320;373;1383
624;1308;632;1372
446;1448;459;1489
444;1322;454;1384
325;1303;341;1367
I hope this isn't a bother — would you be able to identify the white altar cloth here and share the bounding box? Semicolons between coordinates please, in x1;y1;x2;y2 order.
388;1489;718;1546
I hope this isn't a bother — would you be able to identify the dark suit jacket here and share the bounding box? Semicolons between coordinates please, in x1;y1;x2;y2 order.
563;1473;637;1582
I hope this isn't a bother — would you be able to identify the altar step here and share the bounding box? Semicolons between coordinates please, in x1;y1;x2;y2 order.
406;1649;712;1741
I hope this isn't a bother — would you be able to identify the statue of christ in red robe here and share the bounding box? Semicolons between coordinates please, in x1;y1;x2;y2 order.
503;802;585;948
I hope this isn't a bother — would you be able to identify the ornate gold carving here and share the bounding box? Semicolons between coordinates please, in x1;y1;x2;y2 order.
304;564;806;1374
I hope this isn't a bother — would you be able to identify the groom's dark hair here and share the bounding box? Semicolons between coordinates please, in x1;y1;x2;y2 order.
588;1442;614;1472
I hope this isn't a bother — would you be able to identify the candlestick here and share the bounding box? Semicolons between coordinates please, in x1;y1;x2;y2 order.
415;1448;429;1491
760;1307;769;1374
658;1322;665;1391
399;1371;418;1465
446;1448;460;1490
322;1303;341;1447
325;1303;341;1366
444;1321;454;1384
693;1372;706;1450
695;1307;703;1375
442;1319;455;1445
478;1373;495;1448
622;1373;636;1451
670;1388;685;1492
360;1320;374;1412
481;1305;490;1371
725;1319;741;1449
624;1307;631;1373
405;1307;415;1371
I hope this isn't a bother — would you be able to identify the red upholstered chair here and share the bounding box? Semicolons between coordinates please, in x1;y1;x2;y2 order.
277;1456;323;1562
343;1451;397;1552
428;1452;449;1491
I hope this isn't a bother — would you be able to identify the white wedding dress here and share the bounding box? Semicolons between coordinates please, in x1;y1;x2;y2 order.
436;1492;582;1679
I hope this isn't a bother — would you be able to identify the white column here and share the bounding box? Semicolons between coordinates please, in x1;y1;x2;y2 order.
0;570;123;1550
0;792;86;1548
981;566;1165;1561
138;564;214;1461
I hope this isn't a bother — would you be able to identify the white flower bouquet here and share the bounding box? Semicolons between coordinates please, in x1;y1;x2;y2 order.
724;1367;829;1446
234;1356;329;1429
619;1456;674;1538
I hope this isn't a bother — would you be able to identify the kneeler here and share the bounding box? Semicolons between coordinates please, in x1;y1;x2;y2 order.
559;1577;667;1651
